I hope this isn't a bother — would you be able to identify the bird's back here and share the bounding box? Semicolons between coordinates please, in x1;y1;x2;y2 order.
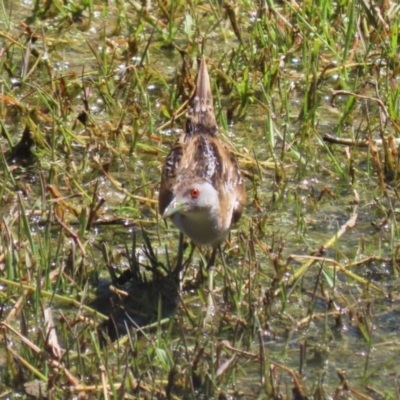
159;56;245;233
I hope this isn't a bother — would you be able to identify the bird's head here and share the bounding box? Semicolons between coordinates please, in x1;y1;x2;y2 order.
162;180;219;219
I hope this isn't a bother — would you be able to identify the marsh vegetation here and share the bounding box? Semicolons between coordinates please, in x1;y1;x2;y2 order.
1;0;400;398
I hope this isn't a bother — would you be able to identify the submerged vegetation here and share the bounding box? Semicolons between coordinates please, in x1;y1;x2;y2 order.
1;0;400;398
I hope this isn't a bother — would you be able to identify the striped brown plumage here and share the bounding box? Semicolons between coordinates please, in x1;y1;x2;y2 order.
159;55;246;257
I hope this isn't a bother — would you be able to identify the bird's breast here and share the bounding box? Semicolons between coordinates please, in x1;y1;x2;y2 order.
170;210;227;246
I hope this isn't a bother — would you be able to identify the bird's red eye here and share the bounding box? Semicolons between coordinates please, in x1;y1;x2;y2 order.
190;188;200;199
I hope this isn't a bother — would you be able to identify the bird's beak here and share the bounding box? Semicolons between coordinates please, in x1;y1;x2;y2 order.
162;199;187;219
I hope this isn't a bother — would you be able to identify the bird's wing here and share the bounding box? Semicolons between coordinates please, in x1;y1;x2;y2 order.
159;136;184;215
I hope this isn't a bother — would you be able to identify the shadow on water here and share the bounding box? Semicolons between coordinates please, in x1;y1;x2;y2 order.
5;126;36;167
90;230;181;343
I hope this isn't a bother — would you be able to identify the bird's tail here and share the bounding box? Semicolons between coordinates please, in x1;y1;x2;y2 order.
185;55;217;136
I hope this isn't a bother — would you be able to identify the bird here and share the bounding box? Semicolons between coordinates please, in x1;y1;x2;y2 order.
159;55;246;269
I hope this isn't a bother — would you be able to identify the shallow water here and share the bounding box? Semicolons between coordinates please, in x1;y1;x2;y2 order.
1;1;400;398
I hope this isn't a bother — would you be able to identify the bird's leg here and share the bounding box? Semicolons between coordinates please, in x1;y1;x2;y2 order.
206;246;218;269
174;234;196;281
182;241;196;270
175;232;184;273
218;245;226;268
